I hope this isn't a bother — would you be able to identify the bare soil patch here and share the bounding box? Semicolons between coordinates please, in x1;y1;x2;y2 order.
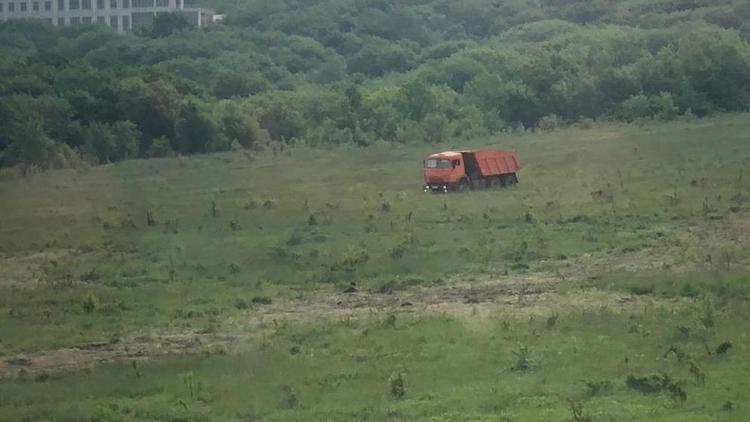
0;271;657;379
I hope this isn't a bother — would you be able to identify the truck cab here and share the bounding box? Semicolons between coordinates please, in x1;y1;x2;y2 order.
423;151;471;192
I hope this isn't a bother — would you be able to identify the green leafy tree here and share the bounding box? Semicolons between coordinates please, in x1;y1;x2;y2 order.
216;101;270;148
0;116;57;170
80;122;117;164
175;101;218;154
147;12;190;38
111;121;142;160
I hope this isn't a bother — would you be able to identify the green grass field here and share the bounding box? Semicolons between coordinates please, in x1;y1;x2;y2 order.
1;115;750;421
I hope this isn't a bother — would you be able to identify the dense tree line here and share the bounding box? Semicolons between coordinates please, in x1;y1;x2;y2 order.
1;0;750;169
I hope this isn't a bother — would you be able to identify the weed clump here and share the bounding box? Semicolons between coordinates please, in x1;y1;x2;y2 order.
146;210;156;226
511;345;534;371
715;341;732;356
385;314;397;328
234;298;250;310
82;293;99;313
546;313;559;328
388;371;405;399
626;373;686;402
585;380;613;397
251;296;272;305
228;263;240;274
281;385;297;409
568;399;591;422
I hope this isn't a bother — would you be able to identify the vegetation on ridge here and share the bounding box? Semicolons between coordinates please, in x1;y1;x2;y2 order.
2;0;750;169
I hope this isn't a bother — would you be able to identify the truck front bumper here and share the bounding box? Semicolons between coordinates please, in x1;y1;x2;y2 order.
424;183;450;193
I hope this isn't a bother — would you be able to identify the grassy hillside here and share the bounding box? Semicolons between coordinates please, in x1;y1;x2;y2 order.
1;116;750;420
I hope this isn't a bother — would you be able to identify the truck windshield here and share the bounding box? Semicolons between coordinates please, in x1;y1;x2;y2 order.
425;159;451;168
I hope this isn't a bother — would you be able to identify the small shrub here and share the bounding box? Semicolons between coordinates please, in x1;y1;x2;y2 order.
537;114;562;131
281;385;298;409
287;232;304;246
388;371;405;399
568;399;591;422
82;293;99;313
629;285;654;296
511;345;533;371
146;210;156;226
251;296;272;305
228;263;240;274
234;298;250;310
385;314;397;328
576;117;595;129
715;341;732;356
546;313;559;328
585;380;613;397
626;373;686;401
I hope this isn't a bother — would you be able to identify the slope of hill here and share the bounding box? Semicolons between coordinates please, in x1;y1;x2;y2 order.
1;115;749;419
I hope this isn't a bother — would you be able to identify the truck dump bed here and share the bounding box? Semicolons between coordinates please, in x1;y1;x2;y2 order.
468;150;520;177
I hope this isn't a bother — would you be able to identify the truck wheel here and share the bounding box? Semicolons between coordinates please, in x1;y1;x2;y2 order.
458;179;470;192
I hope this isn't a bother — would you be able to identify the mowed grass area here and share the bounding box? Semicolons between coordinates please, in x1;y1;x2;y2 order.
1;115;750;420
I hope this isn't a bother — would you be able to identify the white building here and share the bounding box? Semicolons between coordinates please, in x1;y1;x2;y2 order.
0;0;214;32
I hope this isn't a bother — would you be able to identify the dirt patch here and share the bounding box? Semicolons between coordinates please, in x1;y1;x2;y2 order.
0;251;65;289
0;270;677;379
0;333;236;379
0;274;560;378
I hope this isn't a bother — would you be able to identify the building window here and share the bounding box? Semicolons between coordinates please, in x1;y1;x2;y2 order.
156;0;167;7
8;2;15;11
33;1;39;10
70;16;80;24
122;0;128;7
96;0;103;8
132;0;152;7
96;15;104;23
0;3;4;12
82;0;90;9
109;15;117;28
57;0;63;10
45;1;51;10
82;16;91;23
20;2;27;11
44;17;52;23
176;0;180;7
110;0;115;7
57;17;64;24
69;0;78;9
121;14;129;29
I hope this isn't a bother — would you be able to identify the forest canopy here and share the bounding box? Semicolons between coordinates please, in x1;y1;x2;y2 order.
2;0;750;168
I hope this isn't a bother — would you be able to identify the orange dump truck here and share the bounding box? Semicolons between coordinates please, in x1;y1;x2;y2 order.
423;150;520;192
